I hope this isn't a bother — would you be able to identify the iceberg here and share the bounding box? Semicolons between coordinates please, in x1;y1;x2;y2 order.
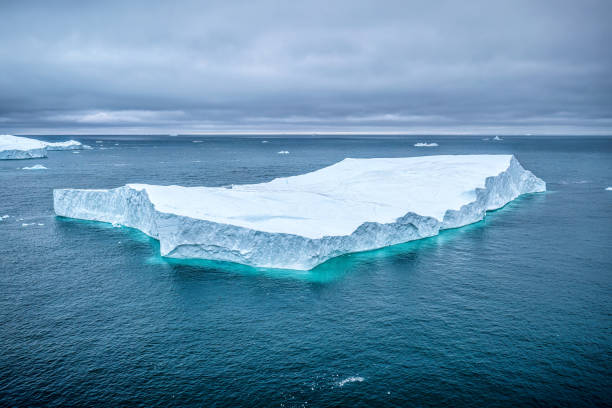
0;135;91;159
414;142;438;147
54;155;545;270
0;135;48;160
45;140;92;150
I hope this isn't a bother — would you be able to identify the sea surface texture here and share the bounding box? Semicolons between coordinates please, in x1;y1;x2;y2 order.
0;136;610;407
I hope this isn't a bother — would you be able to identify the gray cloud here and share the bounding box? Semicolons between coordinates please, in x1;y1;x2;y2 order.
1;0;611;134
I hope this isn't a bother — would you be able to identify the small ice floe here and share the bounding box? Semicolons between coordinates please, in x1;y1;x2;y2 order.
72;151;80;154
277;150;290;154
337;376;364;387
261;140;269;143
1;215;10;220
605;187;612;191
169;133;178;137
192;140;204;143
37;223;44;226
493;135;503;141
482;137;490;141
22;223;32;227
192;160;201;163
95;140;103;143
414;142;438;147
22;164;47;170
114;143;119;146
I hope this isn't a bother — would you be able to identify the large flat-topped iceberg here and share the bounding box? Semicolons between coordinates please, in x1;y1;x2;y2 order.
0;135;91;159
0;135;48;159
54;155;545;270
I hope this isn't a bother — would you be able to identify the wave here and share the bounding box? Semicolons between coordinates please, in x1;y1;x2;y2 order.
338;376;364;387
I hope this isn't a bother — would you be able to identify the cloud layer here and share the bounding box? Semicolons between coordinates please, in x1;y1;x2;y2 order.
1;0;611;134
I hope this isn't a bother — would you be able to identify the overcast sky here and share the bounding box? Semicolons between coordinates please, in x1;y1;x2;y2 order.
1;0;611;135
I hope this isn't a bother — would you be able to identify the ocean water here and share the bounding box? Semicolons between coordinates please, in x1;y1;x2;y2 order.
0;135;610;407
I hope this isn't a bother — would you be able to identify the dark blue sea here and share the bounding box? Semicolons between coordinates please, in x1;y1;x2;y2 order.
1;135;610;407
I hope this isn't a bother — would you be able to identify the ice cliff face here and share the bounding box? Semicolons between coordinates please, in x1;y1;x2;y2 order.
54;155;545;270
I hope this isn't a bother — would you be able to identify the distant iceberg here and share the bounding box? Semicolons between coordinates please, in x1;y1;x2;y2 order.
0;135;48;160
606;187;612;191
414;142;438;147
54;155;545;270
277;150;290;154
45;140;92;150
493;136;503;141
22;164;47;170
0;135;91;159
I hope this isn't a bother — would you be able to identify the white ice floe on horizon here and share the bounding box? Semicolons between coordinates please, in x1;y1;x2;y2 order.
22;164;48;170
493;135;503;141
54;155;546;270
192;140;204;143
606;187;612;191
0;215;9;221
95;141;103;143
261;140;269;143
414;142;438;147
277;150;290;154
338;376;365;387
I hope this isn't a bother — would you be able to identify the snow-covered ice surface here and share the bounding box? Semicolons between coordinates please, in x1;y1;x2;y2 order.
414;142;438;147
54;155;546;270
0;135;48;160
22;164;47;170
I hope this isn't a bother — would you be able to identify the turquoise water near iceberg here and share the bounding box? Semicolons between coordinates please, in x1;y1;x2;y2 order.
0;135;611;406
